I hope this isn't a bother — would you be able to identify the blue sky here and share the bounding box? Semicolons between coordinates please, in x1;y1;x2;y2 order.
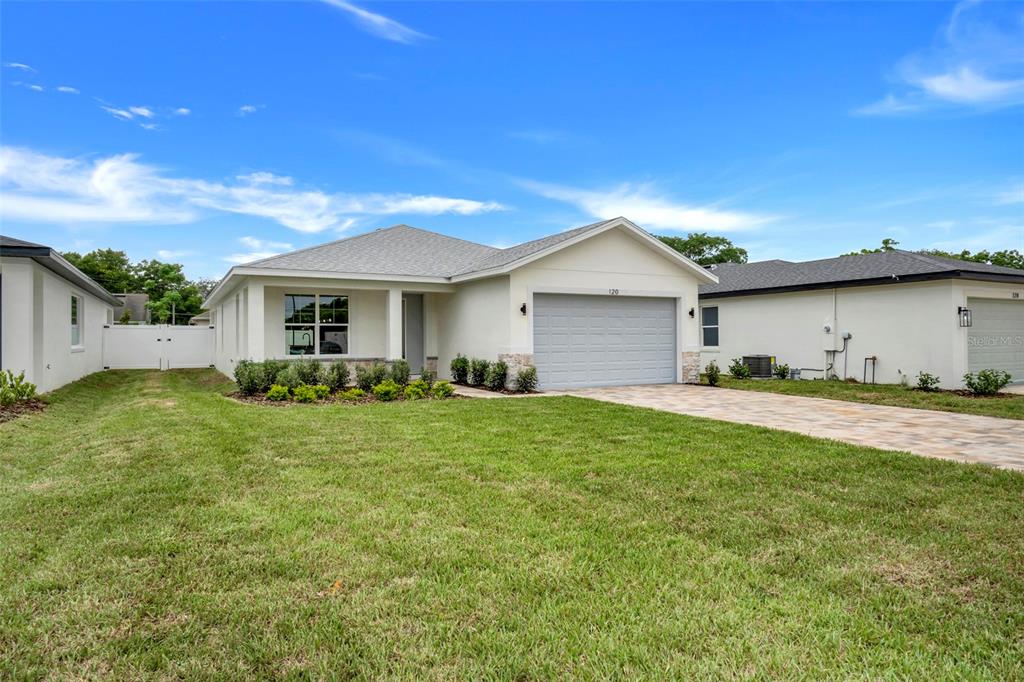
1;1;1021;279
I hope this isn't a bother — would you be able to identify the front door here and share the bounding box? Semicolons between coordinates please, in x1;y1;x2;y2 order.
403;294;425;373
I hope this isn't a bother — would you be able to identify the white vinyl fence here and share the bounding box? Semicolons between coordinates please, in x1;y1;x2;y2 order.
103;324;215;370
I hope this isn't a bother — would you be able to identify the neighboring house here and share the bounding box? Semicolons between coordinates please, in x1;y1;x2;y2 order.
698;250;1024;388
1;236;121;392
203;217;717;389
113;293;151;324
189;310;211;326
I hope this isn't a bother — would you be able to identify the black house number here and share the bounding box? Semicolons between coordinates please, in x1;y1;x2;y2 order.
608;289;620;295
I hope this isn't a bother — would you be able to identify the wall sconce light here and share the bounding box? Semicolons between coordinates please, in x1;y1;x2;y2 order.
520;303;527;316
958;306;972;327
688;307;695;318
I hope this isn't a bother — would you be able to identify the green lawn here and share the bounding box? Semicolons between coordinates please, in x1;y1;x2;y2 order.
2;370;1022;679
713;376;1024;420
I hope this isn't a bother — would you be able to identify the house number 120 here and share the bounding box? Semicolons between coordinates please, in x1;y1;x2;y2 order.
608;289;620;295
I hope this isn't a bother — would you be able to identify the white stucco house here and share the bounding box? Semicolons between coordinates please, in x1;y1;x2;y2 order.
1;235;121;393
203;217;718;389
698;250;1024;388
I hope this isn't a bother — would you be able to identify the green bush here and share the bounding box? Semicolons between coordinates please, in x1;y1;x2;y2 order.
418;366;436;388
372;379;401;402
728;358;751;380
338;388;366;402
262;360;289;390
276;364;303;390
470;358;490;386
265;384;290;401
292;384;319;403
451;354;470;384
485;361;508;391
963;369;1012;396
916;371;941;392
404;381;428;400
704;361;721;387
514;366;537;393
233;360;263;396
325;361;349;392
773;363;790;380
293;358;324;385
355;363;388;392
431;381;455;399
0;370;37;407
311;384;331;400
389;359;411;386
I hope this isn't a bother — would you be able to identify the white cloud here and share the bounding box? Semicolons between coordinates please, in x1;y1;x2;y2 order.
857;1;1024;115
173;107;191;116
0;146;506;233
321;0;430;44
157;249;193;260
224;236;296;264
996;183;1024;205
519;179;774;232
101;106;135;121
140;123;160;131
508;130;571;144
56;85;80;94
237;104;262;116
129;106;155;118
4;62;36;73
237;171;294;186
27;85;43;92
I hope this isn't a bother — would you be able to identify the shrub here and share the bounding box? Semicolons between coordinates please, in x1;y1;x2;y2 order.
728;357;751;379
339;388;366;402
276;364;303;390
773;363;790;380
470;358;490;386
0;370;37;407
293;358;324;386
325;361;350;392
233;360;263;396
262;360;289;390
355;363;388;392
389;359;411;386
514;366;538;393
916;371;941;392
431;380;455;399
963;369;1012;396
265;384;290;401
404;381;428;400
704;361;721;387
311;384;331;400
418;367;436;388
485;361;508;391
293;384;319;403
372;379;402;402
450;354;470;384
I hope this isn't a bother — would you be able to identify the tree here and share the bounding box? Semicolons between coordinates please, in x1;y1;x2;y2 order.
845;238;900;256
847;239;1024;271
656;233;748;266
62;248;136;292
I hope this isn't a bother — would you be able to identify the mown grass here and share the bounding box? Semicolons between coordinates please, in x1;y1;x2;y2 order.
714;376;1024;420
1;369;1022;679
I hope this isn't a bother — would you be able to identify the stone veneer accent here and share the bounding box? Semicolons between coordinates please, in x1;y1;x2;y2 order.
424;356;438;375
680;351;701;384
498;353;534;388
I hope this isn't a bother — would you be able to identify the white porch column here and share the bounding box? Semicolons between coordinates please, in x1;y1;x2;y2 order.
385;287;403;360
246;281;265;360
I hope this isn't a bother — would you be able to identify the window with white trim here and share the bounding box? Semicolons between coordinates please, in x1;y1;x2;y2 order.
71;294;83;347
285;294;349;356
701;305;719;347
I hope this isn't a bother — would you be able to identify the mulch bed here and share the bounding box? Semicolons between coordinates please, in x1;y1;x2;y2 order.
227;392;466;406
0;399;47;424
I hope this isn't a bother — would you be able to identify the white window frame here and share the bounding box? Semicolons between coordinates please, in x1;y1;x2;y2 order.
284;293;350;357
700;305;719;348
71;294;84;351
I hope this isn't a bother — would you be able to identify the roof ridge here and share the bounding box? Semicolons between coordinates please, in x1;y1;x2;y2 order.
391;224;499;252
239;227;393;268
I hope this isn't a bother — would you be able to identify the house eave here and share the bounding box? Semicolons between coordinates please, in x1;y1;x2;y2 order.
1;245;122;307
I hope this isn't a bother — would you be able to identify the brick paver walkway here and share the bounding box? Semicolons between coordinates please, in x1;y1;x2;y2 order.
563;384;1024;471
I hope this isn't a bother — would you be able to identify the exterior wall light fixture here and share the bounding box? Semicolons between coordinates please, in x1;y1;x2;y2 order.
958;306;972;327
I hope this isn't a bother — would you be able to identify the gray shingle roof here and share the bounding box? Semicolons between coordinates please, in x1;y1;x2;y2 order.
0;235;46;248
1;234;122;306
244;219;620;279
700;249;1024;297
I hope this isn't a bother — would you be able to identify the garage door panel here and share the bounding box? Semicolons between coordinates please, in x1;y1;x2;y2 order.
533;293;676;389
967;298;1024;381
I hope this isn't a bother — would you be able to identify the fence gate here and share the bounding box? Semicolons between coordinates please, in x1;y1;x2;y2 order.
103;324;215;370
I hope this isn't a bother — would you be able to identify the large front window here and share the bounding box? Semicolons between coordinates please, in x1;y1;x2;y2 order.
285;294;348;355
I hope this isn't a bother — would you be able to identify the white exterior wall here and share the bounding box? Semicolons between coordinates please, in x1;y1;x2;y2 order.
508;227;703;382
435;275;510;379
1;257;113;393
698;279;1024;389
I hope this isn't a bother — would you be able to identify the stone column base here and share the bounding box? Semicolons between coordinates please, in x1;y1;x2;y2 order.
681;351;701;384
498;353;534;389
424;356;438;375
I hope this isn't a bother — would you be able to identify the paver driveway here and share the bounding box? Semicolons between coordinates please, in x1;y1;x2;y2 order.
564;384;1024;471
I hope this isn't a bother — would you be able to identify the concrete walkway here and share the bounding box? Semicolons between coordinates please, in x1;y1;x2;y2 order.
563;384;1024;472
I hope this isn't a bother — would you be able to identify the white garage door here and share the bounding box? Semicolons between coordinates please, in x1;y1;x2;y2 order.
533;293;676;389
967;298;1024;382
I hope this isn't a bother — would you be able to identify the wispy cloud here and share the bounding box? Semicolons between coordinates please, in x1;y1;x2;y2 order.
0;146;507;233
129;106;155;118
856;1;1024;115
519;179;775;233
56;85;79;94
507;129;572;145
321;0;430;44
333;129;450;168
157;249;194;260
26;84;44;92
996;182;1024;205
173;107;191;116
224;236;296;264
4;62;36;74
100;105;135;121
237;171;294;186
237;104;263;117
